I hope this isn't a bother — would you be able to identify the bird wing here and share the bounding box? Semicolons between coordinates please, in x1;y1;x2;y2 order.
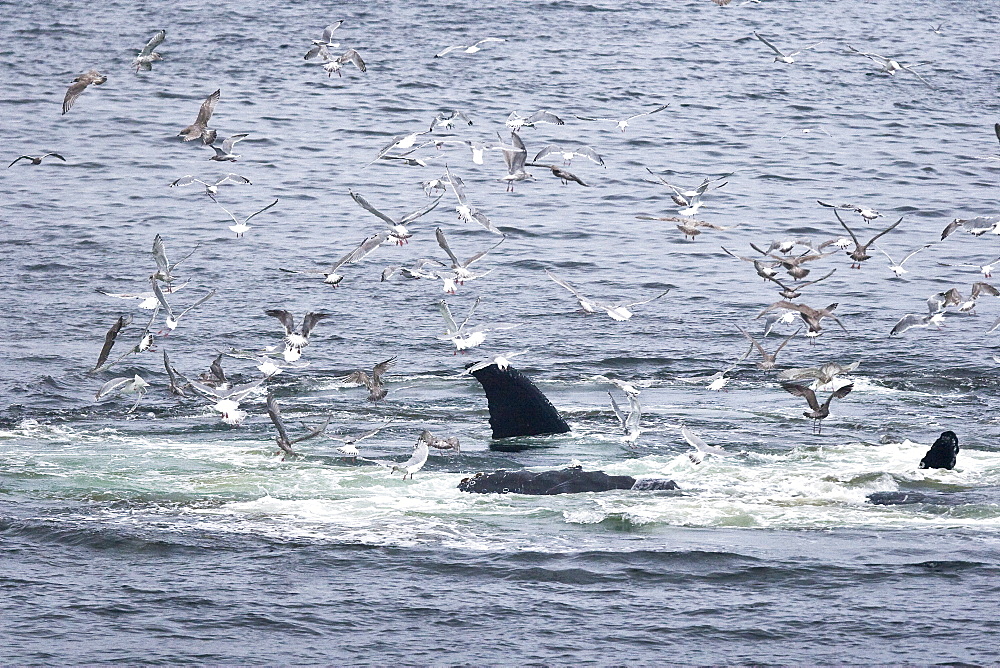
434;44;465;58
245;199;279;224
224;379;265;402
774;328;801;354
95;377;131;400
460;296;482;330
139;30;166;56
781;383;821;411
176;289;216;322
735;324;767;357
890;314;929;336
972;282;1000;299
608;391;627;429
150;279;175;318
339;49;366;71
62;78;90;114
266;394;292;446
681;425;730;455
94;315;132;371
444;165;468;205
215;201;241;226
545;269;586;300
754;32;786;57
626;104;669;121
264;309;296;335
435;228;461;267
152;234;170;274
300;312;330;337
573;145;605;166
624;289;670;308
195;89;220;126
221;133;248;153
372;357;397;380
438;300;459;333
339;371;372;388
217;173;251;186
462;236;505;268
832;209;860;248
532;145;561;163
350;190;397;225
830;383;854;401
862;216;904;248
525;110;565;125
322;21;344;42
186;378;225;400
399;195;442;224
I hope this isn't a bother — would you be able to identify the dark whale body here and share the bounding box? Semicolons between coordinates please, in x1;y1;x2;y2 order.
469;364;570;439
919;430;959;470
458;466;679;495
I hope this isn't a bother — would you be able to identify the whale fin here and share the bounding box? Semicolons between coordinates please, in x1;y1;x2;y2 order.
469;363;570;439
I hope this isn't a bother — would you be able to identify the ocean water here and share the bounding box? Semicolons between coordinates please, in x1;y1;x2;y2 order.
3;0;1000;664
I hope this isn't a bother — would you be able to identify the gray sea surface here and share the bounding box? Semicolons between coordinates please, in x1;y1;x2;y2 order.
3;0;1000;664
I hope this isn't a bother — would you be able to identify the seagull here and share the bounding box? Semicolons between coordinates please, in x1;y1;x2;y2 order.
575;103;669;132
779;361;860;390
434;227;504;293
150;280;216;332
429;111;473;131
93;315;132;372
435;38;506;58
609;389;642;445
163;350;187;396
532;145;605;167
846;45;932;87
753;32;821;64
338;357;396;403
646;170;730;204
940;216;1000;239
778;127;832;140
781;382;854;434
105;308;160;368
437;298;517;352
956;282;1000;313
758;301;848;339
280;232;389;286
322;49;366;77
736;325;799;370
833;210;903;268
678;350;750;391
132;30;165;73
505;110;565;131
381;258;447;282
150;234;197;285
178;89;220;143
930;23;944;35
817;200;881;224
418;429;460;454
606;378;641;398
264;310;330;362
331;422;391;459
390;436;430;480
216;198;278;237
208;134;249;161
62;69;107;114
266;394;330;460
763;269;837;300
889;288;960;336
721;246;780;280
445;165;501;234
304;21;343;60
750;243;836;280
938;255;1000;279
636;216;738;241
873;244;931;277
349;190;442;244
681;425;733;464
96;281;189;310
8;153;66;168
225;349;307;378
464;350;530;374
373;131;431;163
187;378;264;426
546;269;669;321
169;173;251;200
526;163;589;187
432;139;524;166
95;374;150;412
498;131;533;192
198;354;228;388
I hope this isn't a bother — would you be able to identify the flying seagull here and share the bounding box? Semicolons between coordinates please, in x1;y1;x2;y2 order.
338;357;397;403
132;30;166;73
264;309;331;362
304;21;344;60
682;425;733;464
781;382;854;434
8;153;66;168
546;269;669;321
753;32;821;64
434;227;503;293
169;173;251;200
435;38;506;58
62;69;107;114
847;45;932;87
575;104;669;132
322;49;366;77
95;374;150;412
833;209;903;268
349;190;442;244
178;89;220;143
445;165;500;234
92;315;132;372
208;134;249;161
266;394;330;460
215;198;278;237
609;389;642;445
280;232;389;286
505;110;565;131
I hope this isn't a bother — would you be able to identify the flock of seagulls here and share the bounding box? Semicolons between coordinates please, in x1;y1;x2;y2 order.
14;9;994;479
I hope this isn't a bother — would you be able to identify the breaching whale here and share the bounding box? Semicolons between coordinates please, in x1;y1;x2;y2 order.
469;363;571;439
458;466;679;495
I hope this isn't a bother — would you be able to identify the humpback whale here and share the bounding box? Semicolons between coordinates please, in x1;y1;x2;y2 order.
469;363;570;439
458;466;679;495
919;430;959;470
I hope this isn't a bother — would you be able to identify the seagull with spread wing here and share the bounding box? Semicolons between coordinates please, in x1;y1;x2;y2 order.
264;310;331;362
545;269;669;321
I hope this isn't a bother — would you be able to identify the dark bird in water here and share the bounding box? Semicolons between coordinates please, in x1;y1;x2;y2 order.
526;162;589;186
63;69;107;114
338;357;396;402
264;310;331;362
833;210;903;268
781;382;854;434
266;394;331;460
93;315;132;372
8;153;66;168
919;431;959;470
178;89;220;144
